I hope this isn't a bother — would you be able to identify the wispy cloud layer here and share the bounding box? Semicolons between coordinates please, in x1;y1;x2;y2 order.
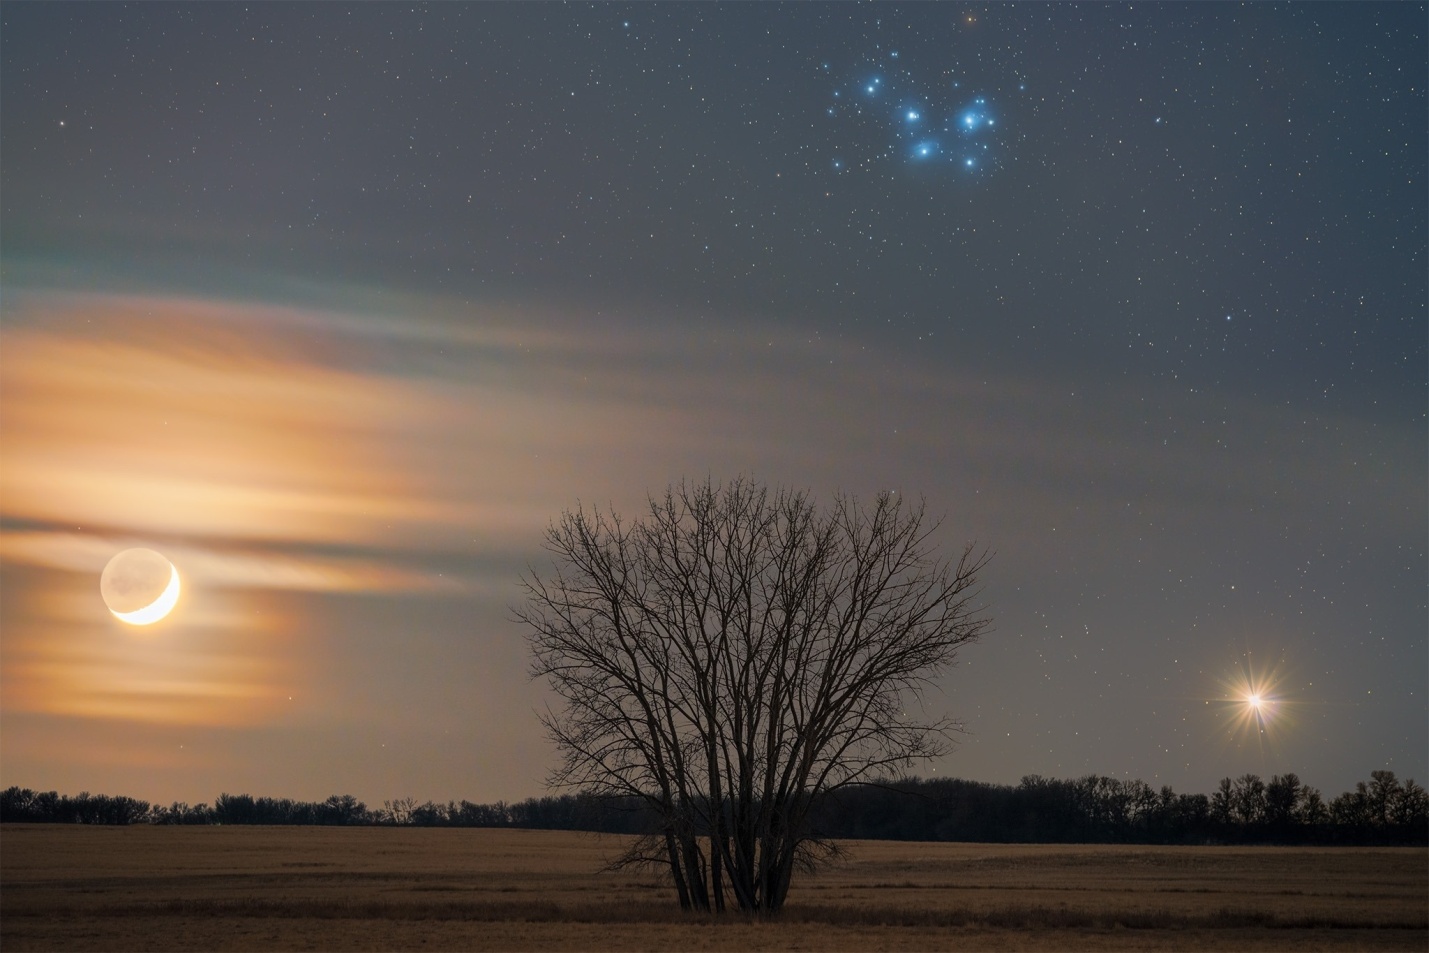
2;284;1422;797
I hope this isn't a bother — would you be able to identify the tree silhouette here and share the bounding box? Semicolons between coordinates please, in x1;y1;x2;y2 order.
1232;774;1267;824
517;478;990;913
1367;770;1400;825
1211;777;1235;825
1264;773;1302;827
1299;786;1328;826
1391;779;1428;827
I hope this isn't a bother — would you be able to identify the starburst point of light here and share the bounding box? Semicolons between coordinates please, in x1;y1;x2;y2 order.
1209;654;1299;762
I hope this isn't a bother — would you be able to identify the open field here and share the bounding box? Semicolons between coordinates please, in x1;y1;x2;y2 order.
2;825;1425;951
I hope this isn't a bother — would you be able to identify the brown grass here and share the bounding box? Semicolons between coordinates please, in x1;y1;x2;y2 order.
2;825;1425;951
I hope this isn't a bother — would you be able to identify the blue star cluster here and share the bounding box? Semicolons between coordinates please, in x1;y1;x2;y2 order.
824;49;1018;176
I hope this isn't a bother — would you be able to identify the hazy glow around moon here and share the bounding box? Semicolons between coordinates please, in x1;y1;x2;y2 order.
101;548;181;625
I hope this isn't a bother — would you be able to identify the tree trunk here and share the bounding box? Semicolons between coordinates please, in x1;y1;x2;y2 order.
680;832;711;910
664;830;693;910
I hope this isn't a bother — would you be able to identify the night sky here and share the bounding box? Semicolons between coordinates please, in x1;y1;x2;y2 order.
2;3;1424;806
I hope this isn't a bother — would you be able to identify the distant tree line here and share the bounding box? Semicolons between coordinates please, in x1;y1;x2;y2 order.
2;770;1424;846
804;771;1427;846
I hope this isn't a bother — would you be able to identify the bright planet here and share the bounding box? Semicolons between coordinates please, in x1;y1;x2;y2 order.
100;548;181;625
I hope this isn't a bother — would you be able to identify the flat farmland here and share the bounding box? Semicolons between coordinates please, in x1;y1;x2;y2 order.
2;825;1424;951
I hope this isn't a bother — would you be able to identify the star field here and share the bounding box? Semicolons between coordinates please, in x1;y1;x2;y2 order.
0;2;1423;804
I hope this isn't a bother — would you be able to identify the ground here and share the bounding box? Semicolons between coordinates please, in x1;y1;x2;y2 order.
2;825;1424;951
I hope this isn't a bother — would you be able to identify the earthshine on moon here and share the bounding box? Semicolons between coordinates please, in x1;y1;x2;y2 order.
100;548;181;625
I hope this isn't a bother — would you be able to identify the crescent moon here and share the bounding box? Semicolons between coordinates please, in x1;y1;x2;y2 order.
111;564;181;625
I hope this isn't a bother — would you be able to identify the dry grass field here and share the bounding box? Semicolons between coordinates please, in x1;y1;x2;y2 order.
2;824;1424;951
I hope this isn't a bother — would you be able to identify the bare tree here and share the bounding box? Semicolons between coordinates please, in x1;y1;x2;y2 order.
516;478;991;913
1367;770;1401;825
1264;773;1302;826
1230;774;1267;824
382;797;418;825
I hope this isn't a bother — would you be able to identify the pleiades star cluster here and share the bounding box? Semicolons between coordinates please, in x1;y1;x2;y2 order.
825;48;1020;175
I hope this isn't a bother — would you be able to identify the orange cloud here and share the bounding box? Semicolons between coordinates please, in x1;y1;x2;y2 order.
0;297;453;546
0;564;300;727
